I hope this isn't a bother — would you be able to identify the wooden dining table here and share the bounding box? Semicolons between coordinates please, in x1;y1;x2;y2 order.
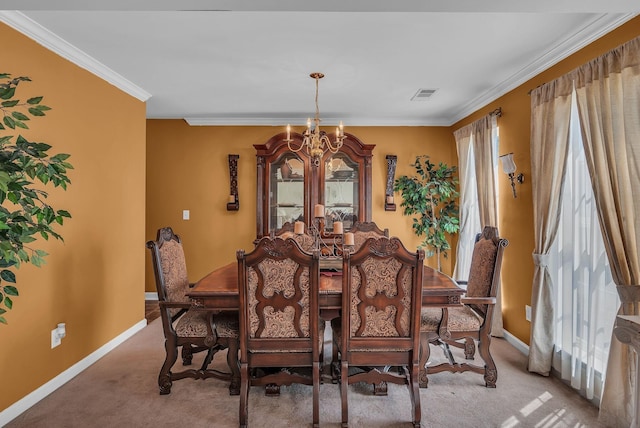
187;261;465;394
188;262;464;311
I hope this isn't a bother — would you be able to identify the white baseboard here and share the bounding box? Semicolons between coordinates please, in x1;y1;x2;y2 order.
503;329;530;356
0;319;147;426
145;292;158;300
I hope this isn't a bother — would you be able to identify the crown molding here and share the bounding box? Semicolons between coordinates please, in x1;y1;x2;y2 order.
449;12;638;125
0;11;152;102
183;116;451;127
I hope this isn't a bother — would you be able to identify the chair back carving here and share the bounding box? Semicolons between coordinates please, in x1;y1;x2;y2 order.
350;221;389;251
465;226;508;317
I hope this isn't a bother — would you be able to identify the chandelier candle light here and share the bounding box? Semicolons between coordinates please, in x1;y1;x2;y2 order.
285;72;345;167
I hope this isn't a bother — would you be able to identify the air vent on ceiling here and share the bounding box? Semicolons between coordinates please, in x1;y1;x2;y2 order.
411;88;437;101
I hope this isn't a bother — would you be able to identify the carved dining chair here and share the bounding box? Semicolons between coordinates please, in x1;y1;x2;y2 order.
146;227;240;395
419;226;508;388
273;221;315;252
333;237;424;428
349;221;389;250
237;237;322;428
329;221;391;373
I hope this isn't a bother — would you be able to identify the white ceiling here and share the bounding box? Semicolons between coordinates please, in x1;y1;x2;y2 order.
1;2;638;126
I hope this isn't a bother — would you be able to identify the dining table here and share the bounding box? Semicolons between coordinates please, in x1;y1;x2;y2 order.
187;261;465;395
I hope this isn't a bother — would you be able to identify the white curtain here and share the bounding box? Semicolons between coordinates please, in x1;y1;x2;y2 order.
548;92;619;402
453;125;480;283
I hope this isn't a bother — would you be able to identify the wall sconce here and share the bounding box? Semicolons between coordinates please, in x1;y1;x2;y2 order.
227;154;239;211
499;153;524;198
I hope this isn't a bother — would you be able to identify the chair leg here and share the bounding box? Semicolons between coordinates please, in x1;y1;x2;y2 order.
341;360;349;428
200;346;216;371
408;362;421;428
478;333;497;388
181;344;194;365
226;338;241;395
158;337;178;395
463;337;476;360
418;332;431;388
239;362;249;428
313;361;320;428
332;332;340;383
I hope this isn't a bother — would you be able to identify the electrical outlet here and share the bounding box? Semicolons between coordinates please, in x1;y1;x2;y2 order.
525;305;532;322
51;323;66;349
182;210;190;220
51;328;62;348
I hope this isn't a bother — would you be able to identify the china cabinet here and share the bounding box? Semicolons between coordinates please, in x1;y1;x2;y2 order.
255;132;375;239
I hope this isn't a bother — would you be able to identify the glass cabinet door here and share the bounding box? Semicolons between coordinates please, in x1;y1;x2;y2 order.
269;155;305;230
323;153;359;232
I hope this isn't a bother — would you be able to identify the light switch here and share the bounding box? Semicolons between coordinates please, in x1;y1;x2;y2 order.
182;210;190;220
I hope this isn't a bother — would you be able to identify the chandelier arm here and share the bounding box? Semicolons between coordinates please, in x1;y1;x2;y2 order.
287;139;304;153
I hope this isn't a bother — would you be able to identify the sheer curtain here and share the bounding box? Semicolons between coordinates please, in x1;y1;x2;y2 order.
453;125;480;283
548;92;619;403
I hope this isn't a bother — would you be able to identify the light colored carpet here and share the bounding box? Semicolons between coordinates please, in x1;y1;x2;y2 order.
7;319;603;427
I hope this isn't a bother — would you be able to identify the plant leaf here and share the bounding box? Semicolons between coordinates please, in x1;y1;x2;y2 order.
0;270;16;283
3;285;18;296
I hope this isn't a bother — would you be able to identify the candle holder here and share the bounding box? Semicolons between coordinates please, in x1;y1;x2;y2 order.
301;216;350;258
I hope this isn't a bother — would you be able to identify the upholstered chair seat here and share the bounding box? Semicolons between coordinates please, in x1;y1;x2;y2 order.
213;313;241;338
174;310;239;338
420;306;482;332
173;310;214;337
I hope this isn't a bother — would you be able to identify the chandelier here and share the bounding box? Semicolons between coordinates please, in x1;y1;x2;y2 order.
284;72;345;167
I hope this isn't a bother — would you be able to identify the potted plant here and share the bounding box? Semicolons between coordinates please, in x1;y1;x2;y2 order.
394;155;459;271
0;73;73;324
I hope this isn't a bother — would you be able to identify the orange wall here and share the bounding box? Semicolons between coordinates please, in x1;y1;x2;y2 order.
452;15;640;344
145;122;457;291
0;23;146;411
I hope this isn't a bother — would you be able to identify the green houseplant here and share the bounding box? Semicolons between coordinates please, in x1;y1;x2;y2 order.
394;155;459;271
0;74;73;324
